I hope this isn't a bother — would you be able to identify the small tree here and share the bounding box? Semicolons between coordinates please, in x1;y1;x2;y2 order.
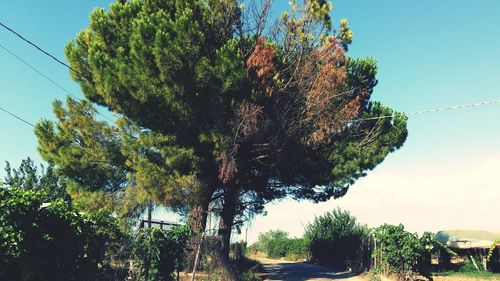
305;208;366;270
3;158;69;202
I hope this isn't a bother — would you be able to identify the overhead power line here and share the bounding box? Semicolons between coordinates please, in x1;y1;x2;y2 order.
358;99;500;122
0;43;115;123
1;21;499;127
0;103;122;167
0;105;35;128
0;21;86;79
0;43;80;101
0;20;117;122
407;99;500;116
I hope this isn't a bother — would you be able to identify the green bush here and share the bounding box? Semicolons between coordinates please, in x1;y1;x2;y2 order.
251;230;308;260
0;187;120;280
286;238;309;260
305;208;366;269
132;225;192;281
267;235;291;258
252;230;289;258
230;242;247;261
372;224;424;280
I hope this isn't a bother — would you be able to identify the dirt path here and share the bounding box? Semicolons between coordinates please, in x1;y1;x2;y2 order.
257;258;367;281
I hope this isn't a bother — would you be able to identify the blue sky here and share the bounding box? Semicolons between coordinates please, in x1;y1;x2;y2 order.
1;1;499;242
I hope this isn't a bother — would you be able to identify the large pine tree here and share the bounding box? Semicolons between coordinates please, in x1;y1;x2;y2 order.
35;0;407;262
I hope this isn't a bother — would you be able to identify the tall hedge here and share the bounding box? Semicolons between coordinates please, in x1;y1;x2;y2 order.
305;208;366;269
0;187;120;280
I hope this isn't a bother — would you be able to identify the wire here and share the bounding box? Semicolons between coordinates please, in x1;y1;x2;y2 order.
0;21;86;79
0;43;80;101
0;104;123;167
5;20;497;124
1;21;499;128
358;99;500;122
408;99;500;116
0;105;35;128
0;42;115;123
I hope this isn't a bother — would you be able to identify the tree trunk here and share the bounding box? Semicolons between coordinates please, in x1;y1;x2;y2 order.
188;183;217;233
218;186;239;263
186;185;215;270
188;202;209;234
186;195;211;272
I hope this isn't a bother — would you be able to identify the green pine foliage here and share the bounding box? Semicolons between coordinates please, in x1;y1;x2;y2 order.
34;0;408;257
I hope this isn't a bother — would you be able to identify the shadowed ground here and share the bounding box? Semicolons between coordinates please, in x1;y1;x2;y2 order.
258;258;367;281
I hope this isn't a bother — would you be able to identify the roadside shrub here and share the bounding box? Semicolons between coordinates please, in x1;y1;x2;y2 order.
305;208;366;270
0;187;120;280
372;224;424;280
371;226;458;280
131;225;192;281
250;230;308;260
230;242;247;262
286;238;309;261
246;243;259;256
267;233;292;258
253;230;288;258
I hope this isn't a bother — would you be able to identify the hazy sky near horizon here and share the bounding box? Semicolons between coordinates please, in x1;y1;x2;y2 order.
1;1;499;244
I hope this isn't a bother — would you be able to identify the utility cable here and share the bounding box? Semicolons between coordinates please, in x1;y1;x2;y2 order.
0;42;115;123
358;99;500;122
0;105;35;128
0;21;86;79
0;104;122;167
0;43;80;101
3;21;498;124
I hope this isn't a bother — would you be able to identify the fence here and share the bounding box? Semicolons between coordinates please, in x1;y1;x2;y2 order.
139;219;180;230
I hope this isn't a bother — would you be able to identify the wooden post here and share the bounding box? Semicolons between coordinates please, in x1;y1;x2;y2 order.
147;200;152;228
207;209;211;236
191;207;209;281
480;249;487;271
191;233;204;281
469;253;480;271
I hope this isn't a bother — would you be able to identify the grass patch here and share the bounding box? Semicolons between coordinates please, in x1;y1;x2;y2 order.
431;263;500;280
433;270;500;280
